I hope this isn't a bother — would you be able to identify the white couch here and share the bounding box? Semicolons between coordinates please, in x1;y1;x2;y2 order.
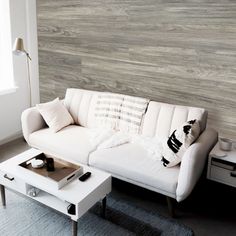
21;88;217;204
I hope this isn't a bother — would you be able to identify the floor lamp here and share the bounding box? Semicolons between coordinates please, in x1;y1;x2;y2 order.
12;38;32;107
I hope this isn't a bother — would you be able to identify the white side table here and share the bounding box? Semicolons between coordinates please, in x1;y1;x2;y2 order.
207;142;236;187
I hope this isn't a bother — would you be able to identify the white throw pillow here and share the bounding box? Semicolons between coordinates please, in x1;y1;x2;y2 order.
36;98;74;132
161;119;200;167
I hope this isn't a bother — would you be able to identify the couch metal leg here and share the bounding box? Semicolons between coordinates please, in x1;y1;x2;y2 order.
166;196;175;218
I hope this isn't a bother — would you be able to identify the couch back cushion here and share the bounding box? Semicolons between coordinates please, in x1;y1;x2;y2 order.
142;101;207;139
64;88;207;138
64;88;99;128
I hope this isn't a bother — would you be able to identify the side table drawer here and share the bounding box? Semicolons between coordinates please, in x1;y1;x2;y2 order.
0;171;26;193
210;165;236;187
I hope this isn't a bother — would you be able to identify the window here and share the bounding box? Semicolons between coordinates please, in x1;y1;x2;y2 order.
0;0;14;92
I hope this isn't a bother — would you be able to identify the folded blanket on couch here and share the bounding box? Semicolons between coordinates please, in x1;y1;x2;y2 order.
94;93;149;134
89;129;163;161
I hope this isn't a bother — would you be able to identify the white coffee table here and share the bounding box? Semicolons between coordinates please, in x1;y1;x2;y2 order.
0;148;111;236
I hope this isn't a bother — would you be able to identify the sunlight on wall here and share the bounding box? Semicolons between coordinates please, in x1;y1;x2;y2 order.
0;0;14;91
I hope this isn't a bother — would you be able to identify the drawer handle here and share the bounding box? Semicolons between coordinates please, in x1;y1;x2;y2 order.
4;174;14;181
230;172;236;178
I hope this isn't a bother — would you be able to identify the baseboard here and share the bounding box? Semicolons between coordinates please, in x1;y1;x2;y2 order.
0;131;23;146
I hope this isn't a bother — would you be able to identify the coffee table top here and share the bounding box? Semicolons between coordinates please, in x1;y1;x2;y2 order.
0;148;111;204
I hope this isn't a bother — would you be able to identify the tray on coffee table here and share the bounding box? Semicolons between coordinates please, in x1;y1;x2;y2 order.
19;153;83;189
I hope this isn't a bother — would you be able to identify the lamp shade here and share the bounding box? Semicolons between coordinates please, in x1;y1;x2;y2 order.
12;38;25;56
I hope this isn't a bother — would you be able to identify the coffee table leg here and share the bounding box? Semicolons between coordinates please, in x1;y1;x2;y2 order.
101;196;106;218
0;185;6;206
72;220;77;236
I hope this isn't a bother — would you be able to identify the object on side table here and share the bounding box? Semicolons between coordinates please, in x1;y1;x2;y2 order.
211;150;227;158
219;137;233;151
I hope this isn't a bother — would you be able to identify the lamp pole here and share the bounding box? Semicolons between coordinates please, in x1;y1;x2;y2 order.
26;52;32;107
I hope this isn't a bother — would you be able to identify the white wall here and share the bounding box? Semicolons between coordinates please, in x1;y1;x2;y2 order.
0;0;39;145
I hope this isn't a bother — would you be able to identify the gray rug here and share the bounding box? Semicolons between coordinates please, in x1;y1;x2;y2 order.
0;190;193;236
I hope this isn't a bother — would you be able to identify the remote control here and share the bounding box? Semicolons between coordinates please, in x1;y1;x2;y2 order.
79;172;91;181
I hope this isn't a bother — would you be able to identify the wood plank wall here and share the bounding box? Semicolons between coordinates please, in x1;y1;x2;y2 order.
37;0;236;139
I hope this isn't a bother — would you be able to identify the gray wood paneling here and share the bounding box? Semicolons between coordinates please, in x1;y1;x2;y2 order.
37;0;236;139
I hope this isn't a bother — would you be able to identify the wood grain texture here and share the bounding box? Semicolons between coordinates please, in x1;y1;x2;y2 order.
37;0;236;139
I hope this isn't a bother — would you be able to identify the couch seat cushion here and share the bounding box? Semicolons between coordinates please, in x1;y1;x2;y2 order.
89;143;180;195
29;125;94;164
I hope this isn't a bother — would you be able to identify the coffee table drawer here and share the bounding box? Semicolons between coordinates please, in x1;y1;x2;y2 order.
0;171;26;193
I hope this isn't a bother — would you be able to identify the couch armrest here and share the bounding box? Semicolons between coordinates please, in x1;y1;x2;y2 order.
176;128;218;202
21;107;47;143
